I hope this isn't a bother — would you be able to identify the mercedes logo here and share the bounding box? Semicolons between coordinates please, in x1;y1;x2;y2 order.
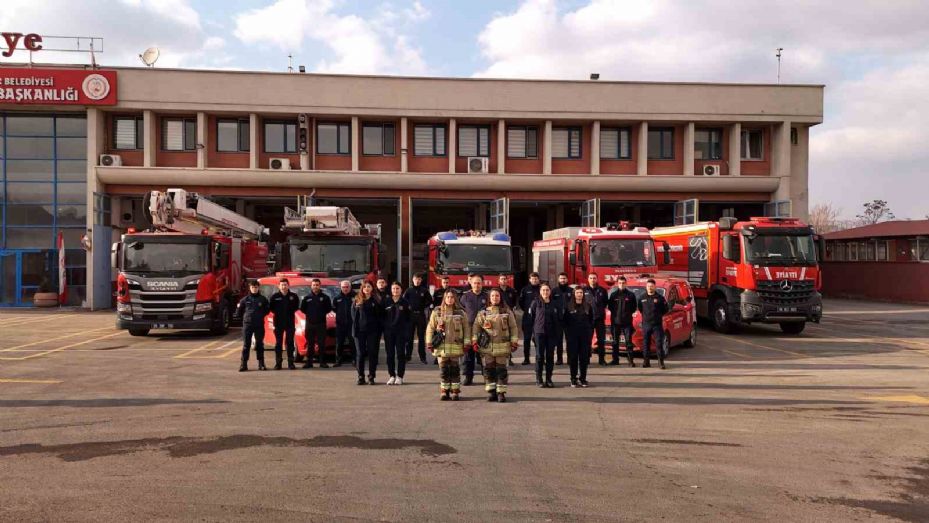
779;280;793;291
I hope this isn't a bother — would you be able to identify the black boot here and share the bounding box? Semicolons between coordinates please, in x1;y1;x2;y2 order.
239;361;247;372
274;354;283;370
463;375;473;386
488;390;498;402
659;358;666;370
627;353;636;367
258;359;267;371
536;373;544;387
497;392;507;403
288;356;296;370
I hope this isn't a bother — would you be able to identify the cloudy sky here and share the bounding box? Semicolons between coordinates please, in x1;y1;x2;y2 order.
2;0;926;219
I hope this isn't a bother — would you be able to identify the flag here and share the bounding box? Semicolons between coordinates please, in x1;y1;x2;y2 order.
57;231;67;305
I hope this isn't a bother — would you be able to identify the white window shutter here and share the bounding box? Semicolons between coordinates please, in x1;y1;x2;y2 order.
551;129;569;158
600;128;618;159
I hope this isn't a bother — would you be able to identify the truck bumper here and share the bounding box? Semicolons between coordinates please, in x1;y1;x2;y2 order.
116;314;215;331
739;290;823;324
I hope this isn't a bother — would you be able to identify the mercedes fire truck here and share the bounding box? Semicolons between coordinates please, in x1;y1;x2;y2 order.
651;217;823;334
113;189;270;336
427;230;518;291
532;223;659;285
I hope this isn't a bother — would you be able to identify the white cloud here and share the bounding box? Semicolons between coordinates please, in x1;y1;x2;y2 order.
233;0;428;75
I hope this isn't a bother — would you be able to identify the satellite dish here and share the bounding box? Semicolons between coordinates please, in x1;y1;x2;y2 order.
139;47;160;67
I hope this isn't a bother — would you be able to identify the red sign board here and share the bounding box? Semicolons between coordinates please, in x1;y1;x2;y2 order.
0;67;117;105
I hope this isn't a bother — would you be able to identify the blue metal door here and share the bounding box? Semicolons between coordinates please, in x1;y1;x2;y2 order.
0;250;48;307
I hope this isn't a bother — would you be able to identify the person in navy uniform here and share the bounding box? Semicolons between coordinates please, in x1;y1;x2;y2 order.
551;272;572;365
332;280;355;367
402;272;431;364
269;277;301;370
496;274;518;366
352;281;384;385
582;273;609;366
384;282;412;385
299;278;333;369
638;278;669;370
458;273;489;386
563;286;594;387
528;283;560;387
517;272;542;365
234;279;269;372
607;275;638;367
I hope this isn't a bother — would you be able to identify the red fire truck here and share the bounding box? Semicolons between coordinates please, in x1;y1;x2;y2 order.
532;223;659;286
276;196;384;286
427;230;517;291
651;217;823;334
113;189;270;336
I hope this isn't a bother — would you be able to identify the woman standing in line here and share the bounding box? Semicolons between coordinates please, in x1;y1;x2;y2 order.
528;283;560;388
383;281;411;385
351;281;383;385
563;286;594;388
425;290;471;401
472;288;519;402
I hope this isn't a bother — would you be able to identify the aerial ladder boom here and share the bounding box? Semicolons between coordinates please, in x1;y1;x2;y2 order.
283;195;381;239
145;188;267;239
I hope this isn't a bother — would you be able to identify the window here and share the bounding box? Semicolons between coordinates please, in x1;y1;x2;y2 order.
552;127;581;159
113;116;143;150
161;118;196;151
216;119;249;152
600;127;631;159
264;121;297;153
506;126;538;158
317;122;350;155
458;125;490;157
741;129;764;160
694;128;722;160
876;240;888;261
913;238;928;262
362;123;395;156
414;124;446;156
648;127;674;160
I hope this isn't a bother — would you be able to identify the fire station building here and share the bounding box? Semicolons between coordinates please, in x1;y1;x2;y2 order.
0;64;823;309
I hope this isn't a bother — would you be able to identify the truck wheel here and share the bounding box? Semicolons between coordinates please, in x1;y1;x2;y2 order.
128;328;150;337
210;301;231;335
683;325;697;348
661;331;671;359
779;322;806;335
711;298;734;334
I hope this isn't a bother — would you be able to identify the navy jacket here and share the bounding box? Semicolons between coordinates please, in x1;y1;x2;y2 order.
383;296;412;333
351;297;383;336
638;292;669;327
562;300;595;334
300;290;332;325
269;291;300;329
497;286;518;310
582;284;609;320
459;290;489;325
608;288;638;327
552;284;573;314
235;292;269;328
402;284;431;315
528;298;560;335
332;290;355;328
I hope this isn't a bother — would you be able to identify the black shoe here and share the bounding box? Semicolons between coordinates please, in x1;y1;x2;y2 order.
643;360;651;368
258;362;267;371
367;376;376;385
497;393;507;403
570;378;578;388
463;376;473;386
556;359;564;365
320;362;329;369
609;360;620;366
288;362;297;370
580;379;589;388
433;359;438;365
440;394;449;401
488;391;498;402
521;359;531;366
357;376;366;385
659;361;667;370
627;359;636;367
536;381;544;388
239;363;247;372
420;358;428;365
598;359;607;366
302;362;312;369
333;360;342;367
545;379;555;388
406;356;413;362
273;362;282;370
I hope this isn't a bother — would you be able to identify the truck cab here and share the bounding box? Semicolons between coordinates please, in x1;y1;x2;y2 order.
427;230;518;291
533;223;659;286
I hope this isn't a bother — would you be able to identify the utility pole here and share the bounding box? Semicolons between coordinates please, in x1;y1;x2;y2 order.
776;47;784;84
288;53;294;73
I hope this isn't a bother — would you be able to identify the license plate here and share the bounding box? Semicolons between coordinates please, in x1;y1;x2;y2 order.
777;307;797;313
153;323;174;329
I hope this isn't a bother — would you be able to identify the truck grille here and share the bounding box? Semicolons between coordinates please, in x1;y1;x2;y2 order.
129;289;197;319
757;280;815;306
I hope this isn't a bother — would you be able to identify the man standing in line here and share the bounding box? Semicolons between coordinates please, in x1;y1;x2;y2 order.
638;278;669;370
269;278;300;370
517;272;541;366
332;280;355;367
403;272;431;364
582;273;609;366
607;276;637;367
551;272;572;365
458;273;488;386
234;279;269;372
300;278;333;368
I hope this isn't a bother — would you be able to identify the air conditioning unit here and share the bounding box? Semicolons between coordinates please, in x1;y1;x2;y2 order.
703;164;721;176
100;154;122;167
467;157;489;174
270;158;291;170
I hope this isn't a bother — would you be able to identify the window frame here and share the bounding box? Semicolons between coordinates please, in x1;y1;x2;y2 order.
506;125;538;159
160;117;197;152
694;127;723;160
316;121;351;156
647;127;675;160
263;120;298;154
599;126;632;160
215;118;250;153
361;122;396;157
741;128;765;161
413;124;447;157
551;126;582;160
111;116;144;151
456;124;491;158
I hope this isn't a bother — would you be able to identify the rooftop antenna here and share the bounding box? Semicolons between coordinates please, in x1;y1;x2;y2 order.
775;47;784;84
139;47;160;68
288;53;293;73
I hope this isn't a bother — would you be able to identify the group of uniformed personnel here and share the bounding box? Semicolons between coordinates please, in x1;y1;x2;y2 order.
236;270;669;401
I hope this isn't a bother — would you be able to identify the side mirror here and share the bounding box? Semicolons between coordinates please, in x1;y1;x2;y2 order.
815;235;825;262
568;252;577;266
110;242;120;270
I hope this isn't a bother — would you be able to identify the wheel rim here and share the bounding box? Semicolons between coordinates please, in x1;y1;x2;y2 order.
663;332;670;357
714;304;726;327
222;306;231;329
690;327;697;345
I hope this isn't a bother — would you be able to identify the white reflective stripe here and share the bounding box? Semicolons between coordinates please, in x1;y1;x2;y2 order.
763;267;772;280
800;267;807;280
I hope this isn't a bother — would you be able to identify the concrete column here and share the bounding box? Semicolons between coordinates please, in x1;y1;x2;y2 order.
636;121;648;176
789;125;809;221
196;111;207;169
728;122;741;177
86;108;107;310
400;117;408;173
591;120;601;176
351;116;360;172
497;119;506;174
543;120;552;174
683;122;695;176
448;118;456;173
143;110;155;167
249;113;258;169
772;120;793;206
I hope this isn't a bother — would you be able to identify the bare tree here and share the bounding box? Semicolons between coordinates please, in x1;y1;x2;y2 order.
809;203;844;233
855;199;895;226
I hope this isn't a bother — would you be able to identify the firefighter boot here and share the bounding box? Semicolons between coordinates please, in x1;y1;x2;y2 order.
274;352;283;370
287;354;296;370
488;390;498;402
239;360;248;372
258;358;267;371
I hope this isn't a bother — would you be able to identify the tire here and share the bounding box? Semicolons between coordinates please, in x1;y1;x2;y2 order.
711;298;734;334
661;331;671;359
682;325;697;348
779;322;806;335
210;301;231;335
128;328;150;337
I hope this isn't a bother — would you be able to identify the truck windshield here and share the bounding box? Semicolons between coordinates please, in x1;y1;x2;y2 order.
589;239;656;267
290;242;371;277
440;244;512;274
123;241;210;275
744;234;817;265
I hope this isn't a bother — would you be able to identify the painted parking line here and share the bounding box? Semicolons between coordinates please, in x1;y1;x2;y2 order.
826;308;929;315
0;314;79;328
693;333;756;359
702;331;807;358
174;335;240;359
0;331;126;361
0;327;114;352
867;395;929;405
808;323;929;353
0;378;62;384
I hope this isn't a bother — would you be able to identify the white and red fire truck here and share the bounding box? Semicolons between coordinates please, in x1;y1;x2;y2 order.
651;216;823;334
532;223;659;286
113;189;270;336
276;196;384;286
427;230;517;291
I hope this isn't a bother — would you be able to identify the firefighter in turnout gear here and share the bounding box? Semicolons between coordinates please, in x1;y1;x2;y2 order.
472;288;519;402
269;278;301;370
234;279;269;371
426;290;471;401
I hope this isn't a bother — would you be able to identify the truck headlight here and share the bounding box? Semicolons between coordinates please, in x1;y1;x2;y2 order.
117;302;132;314
812;304;822;313
194;302;214;313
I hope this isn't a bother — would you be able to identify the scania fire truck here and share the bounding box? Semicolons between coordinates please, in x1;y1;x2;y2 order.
427;230;518;290
532;223;659;285
276;196;384;286
113;189;270;336
651;217;823;334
